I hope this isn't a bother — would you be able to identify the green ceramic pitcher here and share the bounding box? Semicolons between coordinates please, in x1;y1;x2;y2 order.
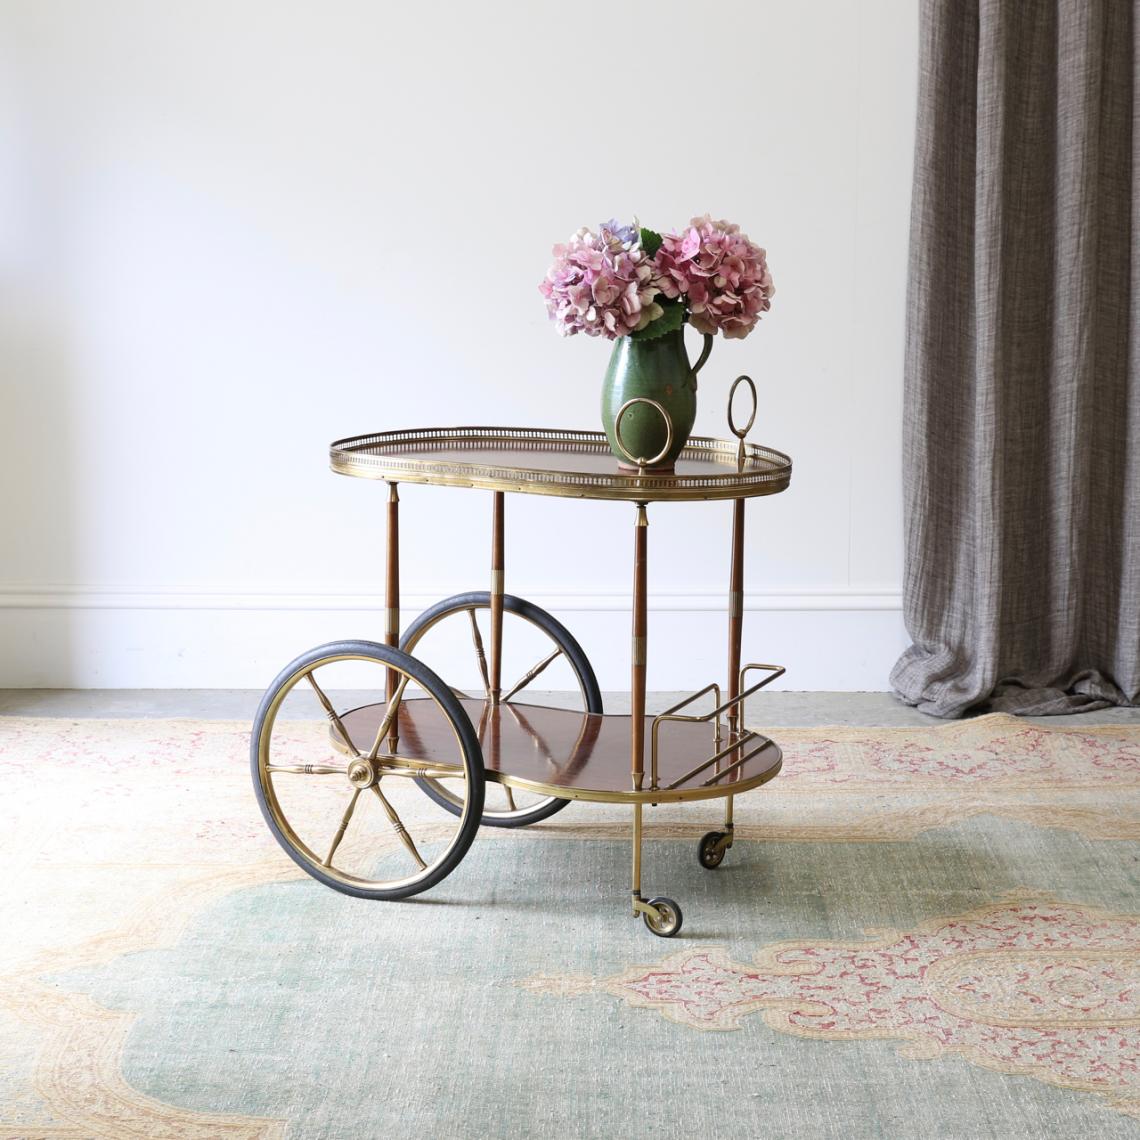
601;326;714;470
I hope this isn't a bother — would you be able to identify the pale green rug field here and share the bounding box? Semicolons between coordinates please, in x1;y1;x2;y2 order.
2;715;1138;1138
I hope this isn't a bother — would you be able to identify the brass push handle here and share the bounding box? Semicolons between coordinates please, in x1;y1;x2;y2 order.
614;397;674;471
727;374;757;467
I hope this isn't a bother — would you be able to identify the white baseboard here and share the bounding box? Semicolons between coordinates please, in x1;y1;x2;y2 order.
0;585;907;690
0;585;903;612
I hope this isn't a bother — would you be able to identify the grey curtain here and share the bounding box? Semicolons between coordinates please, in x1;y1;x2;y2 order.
891;0;1139;717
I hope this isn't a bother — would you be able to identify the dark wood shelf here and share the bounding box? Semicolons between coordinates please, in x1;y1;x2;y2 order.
337;698;783;804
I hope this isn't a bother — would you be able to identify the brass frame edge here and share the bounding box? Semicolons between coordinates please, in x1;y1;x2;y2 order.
486;750;782;804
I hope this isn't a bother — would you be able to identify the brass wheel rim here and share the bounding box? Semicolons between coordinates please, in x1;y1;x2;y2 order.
256;652;476;893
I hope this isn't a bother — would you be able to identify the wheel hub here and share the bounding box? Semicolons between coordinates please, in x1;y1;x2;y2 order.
347;759;377;789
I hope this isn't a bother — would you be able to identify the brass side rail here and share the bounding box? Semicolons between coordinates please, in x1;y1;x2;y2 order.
737;663;786;728
650;663;786;792
697;737;772;787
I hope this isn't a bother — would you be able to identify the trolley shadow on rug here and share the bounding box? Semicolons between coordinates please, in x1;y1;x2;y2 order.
251;382;792;937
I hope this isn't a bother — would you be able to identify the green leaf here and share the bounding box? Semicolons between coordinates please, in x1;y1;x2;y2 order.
630;297;686;341
639;227;663;258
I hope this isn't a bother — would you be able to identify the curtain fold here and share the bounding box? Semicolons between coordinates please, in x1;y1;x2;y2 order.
891;0;1139;717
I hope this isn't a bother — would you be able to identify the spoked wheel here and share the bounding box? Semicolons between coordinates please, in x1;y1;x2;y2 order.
400;592;603;827
251;640;485;899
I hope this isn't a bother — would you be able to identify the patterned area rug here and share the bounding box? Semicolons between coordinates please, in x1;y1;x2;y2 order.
2;714;1138;1138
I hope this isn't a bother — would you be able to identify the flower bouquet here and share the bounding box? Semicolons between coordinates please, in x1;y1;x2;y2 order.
540;217;774;469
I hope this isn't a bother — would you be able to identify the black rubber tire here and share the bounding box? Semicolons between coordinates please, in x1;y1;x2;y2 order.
698;831;728;869
251;639;485;900
400;592;603;828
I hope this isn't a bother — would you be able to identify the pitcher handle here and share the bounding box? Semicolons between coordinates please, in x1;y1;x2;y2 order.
689;330;714;389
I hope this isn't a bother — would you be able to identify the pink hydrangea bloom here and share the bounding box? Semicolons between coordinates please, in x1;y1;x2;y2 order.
539;225;664;339
655;215;775;339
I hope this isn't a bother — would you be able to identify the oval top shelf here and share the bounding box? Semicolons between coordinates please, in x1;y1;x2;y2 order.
330;427;792;503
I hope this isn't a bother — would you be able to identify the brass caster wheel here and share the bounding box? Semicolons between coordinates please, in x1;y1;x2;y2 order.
698;831;729;869
643;897;683;938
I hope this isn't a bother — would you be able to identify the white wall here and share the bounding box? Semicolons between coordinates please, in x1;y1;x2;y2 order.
0;0;917;691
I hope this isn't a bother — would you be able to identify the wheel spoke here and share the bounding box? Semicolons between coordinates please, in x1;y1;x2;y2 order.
373;751;465;778
501;648;563;704
377;765;464;781
468;609;492;700
266;764;345;775
324;788;361;867
305;672;361;757
366;675;410;761
503;785;517;811
371;784;427;870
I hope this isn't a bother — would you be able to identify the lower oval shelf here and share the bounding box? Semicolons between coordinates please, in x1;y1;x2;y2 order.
334;698;782;804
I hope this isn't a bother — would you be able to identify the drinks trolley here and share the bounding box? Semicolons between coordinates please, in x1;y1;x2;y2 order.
251;385;793;937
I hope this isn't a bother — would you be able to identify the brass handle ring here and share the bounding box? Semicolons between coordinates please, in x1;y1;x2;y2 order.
614;398;674;470
727;374;757;441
